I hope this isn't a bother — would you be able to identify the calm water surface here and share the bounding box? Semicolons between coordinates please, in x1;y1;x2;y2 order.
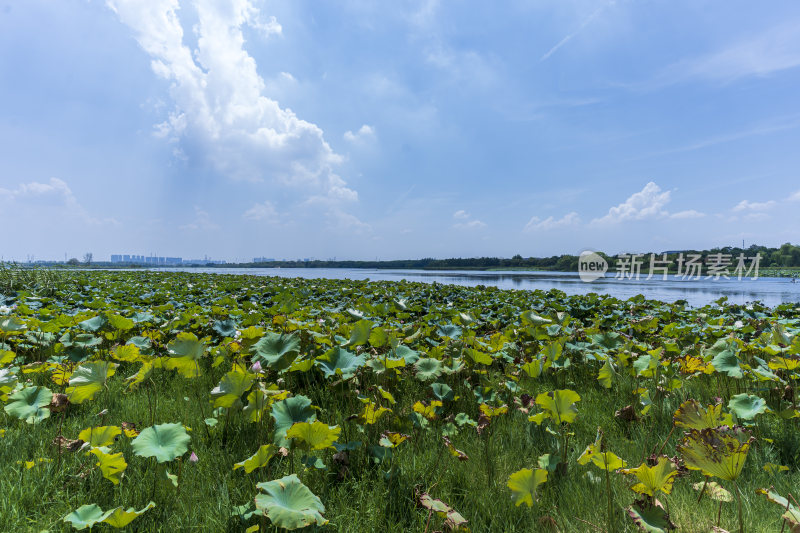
149;268;800;308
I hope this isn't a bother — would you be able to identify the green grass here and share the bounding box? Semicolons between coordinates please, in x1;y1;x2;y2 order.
1;271;799;532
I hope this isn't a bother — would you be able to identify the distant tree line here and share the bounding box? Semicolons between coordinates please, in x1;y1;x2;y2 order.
230;243;800;272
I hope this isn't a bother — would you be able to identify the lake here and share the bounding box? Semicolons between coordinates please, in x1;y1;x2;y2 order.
148;267;800;308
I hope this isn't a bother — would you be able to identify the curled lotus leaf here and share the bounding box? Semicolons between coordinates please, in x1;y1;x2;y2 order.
532;389;580;425
165;332;206;378
757;487;800;527
4;385;52;424
286;420;341;450
210;368;256;409
727;393;768;420
254;474;327;530
131;423;191;463
677;426;753;482
271;395;316;447
88;448;127;485
692;481;732;502
507;468;548;507
251;332;300;372
78;425;121;448
66;361;117;404
234;444;278;473
315;347;365;379
673;400;733;430
621;457;678;497
627;499;676;532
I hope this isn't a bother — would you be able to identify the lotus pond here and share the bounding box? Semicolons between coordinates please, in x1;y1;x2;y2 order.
1;270;800;532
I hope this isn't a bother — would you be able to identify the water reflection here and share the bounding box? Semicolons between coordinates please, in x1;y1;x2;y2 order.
151;268;800;308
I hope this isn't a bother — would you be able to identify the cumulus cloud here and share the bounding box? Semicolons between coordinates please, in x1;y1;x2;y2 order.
0;177;116;226
593;182;671;224
669;209;705;219
733;199;777;212
524;211;580;232
108;0;355;203
452;210;485;229
243;201;278;222
343;124;375;144
790;190;800;201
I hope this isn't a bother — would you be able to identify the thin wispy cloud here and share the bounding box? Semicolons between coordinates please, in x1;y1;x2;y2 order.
650;21;800;87
540;2;614;62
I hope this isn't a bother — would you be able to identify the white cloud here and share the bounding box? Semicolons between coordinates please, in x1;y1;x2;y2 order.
180;206;218;231
593;182;671;224
524;211;580;231
733;199;777;212
0;177;116;226
343;124;375;144
451;209;485;229
657;22;800;85
670;209;705;219
326;209;371;233
108;0;355;203
454;219;486;230
540;2;613;62
788;190;800;201
243;201;278;222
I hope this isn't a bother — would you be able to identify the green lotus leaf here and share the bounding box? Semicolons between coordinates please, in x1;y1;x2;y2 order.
727;393;767;420
78;315;107;332
692;481;732;502
315;347;364;379
254;474;328;530
0;367;18;394
4;385;52;423
394;345;419;364
0;317;26;333
521;311;552;327
78;425;122;447
673;400;733;430
66;361;117;404
102;502;155;528
678;427;753;481
577;432;627;471
621;457;678;497
534;389;580;425
597;359;614;388
165;332;206;378
627;499;675;532
345;319;373;346
414;358;443;381
251;332;300;372
437;324;462;339
271;395;316;447
213;319;238;338
709;342;742;378
88;448;127;485
71;333;102;348
287;420;341;450
507;467;547;507
431;383;454;402
107;314;134;331
757;487;800;527
234;444;278;473
63;504;112;530
131;423;191;463
210;368;256;409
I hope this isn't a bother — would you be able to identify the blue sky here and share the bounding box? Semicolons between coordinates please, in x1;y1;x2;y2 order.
1;0;799;262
